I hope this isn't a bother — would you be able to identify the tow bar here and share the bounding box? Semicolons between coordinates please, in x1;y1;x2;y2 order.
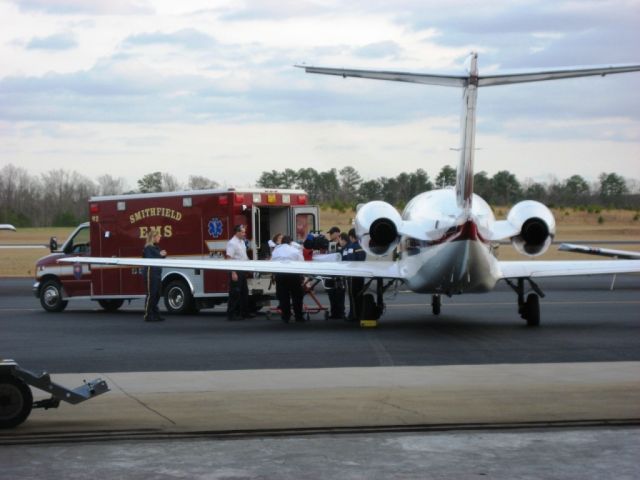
0;359;109;429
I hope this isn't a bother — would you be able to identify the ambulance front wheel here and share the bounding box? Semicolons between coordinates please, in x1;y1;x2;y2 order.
0;375;33;429
39;279;68;313
164;279;195;314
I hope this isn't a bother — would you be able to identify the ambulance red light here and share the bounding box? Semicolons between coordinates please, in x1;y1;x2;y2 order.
90;203;99;214
218;196;228;206
297;195;307;205
234;193;245;204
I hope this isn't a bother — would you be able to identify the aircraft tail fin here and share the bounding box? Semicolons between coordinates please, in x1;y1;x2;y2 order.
298;57;640;217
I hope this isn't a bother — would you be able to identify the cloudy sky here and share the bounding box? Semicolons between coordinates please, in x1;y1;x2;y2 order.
1;0;639;190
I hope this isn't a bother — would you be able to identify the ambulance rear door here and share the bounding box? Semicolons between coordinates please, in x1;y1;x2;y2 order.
290;206;319;244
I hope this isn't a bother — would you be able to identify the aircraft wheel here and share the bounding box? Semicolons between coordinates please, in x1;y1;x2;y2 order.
361;293;377;320
523;293;540;327
0;375;33;429
431;295;441;315
39;279;68;313
98;299;124;312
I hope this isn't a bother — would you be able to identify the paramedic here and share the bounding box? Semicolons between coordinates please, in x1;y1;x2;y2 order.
344;228;366;321
271;235;305;323
325;226;345;319
226;224;253;320
142;229;167;322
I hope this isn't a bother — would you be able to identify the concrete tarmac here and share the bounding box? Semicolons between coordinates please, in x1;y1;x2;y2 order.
1;276;639;478
2;362;639;440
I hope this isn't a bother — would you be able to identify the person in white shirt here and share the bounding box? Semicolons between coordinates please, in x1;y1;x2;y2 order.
225;224;253;320
271;235;305;323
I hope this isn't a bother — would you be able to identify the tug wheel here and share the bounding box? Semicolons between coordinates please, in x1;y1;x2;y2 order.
0;375;33;429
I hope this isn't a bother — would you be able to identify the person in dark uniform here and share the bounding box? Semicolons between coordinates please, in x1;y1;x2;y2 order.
325;226;346;319
142;229;167;322
344;228;366;322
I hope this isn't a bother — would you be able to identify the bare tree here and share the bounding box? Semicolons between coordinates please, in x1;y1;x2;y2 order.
97;174;127;196
188;175;219;190
161;173;181;192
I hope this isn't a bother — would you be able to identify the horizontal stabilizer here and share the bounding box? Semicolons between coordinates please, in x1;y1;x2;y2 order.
296;65;466;87
298;63;640;89
479;64;640;87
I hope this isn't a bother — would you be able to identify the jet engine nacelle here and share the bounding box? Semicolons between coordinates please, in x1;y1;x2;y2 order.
355;201;402;256
507;200;556;257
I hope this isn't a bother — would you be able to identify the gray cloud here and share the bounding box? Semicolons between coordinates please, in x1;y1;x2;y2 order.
354;41;402;59
26;32;77;51
123;28;217;50
219;0;329;21
10;0;153;15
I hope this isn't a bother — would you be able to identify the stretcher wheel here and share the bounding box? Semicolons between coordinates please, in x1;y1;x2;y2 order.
0;375;33;429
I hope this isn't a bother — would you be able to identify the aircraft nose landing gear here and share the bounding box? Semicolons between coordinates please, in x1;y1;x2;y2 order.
505;278;544;327
431;294;441;315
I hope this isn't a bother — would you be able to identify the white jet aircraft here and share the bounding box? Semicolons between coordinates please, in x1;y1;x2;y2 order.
62;53;640;326
0;224;16;231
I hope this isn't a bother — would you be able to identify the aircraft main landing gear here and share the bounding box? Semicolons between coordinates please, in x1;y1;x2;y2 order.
505;278;544;327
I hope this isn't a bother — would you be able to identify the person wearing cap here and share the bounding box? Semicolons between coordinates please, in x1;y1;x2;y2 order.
325;226;346;319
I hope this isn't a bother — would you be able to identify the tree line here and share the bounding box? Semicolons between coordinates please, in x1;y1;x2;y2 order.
0;164;219;227
0;163;637;228
257;165;638;211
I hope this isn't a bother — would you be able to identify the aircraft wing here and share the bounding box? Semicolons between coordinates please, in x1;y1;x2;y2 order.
59;256;406;279
499;260;640;279
558;243;640;260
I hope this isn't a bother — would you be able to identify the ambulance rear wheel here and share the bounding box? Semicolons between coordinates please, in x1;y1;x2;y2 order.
0;375;33;429
39;279;68;313
98;299;124;312
164;279;194;315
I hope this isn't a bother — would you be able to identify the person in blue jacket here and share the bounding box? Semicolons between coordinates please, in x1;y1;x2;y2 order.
344;228;366;321
142;229;167;322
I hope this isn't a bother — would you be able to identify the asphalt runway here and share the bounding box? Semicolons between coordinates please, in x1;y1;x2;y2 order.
1;275;638;373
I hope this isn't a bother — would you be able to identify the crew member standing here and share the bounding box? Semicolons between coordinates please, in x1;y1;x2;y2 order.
325;226;345;319
142;229;167;322
271;235;305;323
226;224;253;320
344;228;366;322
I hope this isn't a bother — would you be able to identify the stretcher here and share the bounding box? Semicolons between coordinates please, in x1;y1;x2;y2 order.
265;275;330;322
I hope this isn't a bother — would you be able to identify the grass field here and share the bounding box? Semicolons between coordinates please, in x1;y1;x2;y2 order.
1;208;638;277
